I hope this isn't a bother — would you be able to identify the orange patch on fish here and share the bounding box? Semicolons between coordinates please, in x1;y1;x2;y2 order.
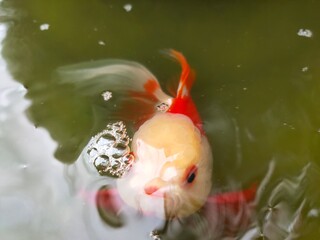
143;79;159;95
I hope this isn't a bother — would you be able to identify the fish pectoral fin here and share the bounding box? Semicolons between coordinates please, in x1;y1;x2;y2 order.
96;185;125;227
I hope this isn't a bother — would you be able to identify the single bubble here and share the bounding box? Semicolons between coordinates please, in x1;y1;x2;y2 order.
308;208;319;218
88;148;99;159
40;23;50;31
123;3;132;12
114;142;127;151
98;133;116;145
101;91;112;101
94;156;110;174
110;160;121;169
122;153;134;164
113;142;129;156
98;40;106;46
112;153;123;159
95;155;109;164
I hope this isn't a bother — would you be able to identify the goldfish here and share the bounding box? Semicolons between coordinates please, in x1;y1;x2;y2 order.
116;50;213;219
58;50;258;225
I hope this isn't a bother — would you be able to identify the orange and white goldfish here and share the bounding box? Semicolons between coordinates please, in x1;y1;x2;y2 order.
59;50;259;223
116;50;213;219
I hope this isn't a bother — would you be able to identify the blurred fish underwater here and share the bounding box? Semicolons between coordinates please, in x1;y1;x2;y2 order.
57;50;261;238
1;0;320;239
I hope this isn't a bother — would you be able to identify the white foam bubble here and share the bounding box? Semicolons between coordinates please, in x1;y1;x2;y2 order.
40;23;50;31
123;3;132;12
297;28;313;38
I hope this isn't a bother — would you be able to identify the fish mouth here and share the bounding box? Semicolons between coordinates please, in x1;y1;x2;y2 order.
143;177;173;197
144;185;174;198
144;185;161;196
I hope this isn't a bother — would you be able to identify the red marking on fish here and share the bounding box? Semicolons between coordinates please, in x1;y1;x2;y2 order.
116;90;158;128
202;183;258;237
166;50;203;132
207;183;258;205
128;90;159;103
168;97;203;132
143;79;160;95
93;183;257;227
96;188;121;211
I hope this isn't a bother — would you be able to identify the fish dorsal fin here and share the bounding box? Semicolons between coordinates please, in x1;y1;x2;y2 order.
169;50;195;99
166;50;203;131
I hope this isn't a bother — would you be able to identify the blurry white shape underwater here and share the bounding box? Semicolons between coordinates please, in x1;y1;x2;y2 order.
123;3;132;12
98;40;106;46
39;23;50;31
297;28;313;38
308;208;319;218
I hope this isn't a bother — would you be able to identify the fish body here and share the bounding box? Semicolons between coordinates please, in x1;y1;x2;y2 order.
117;50;212;219
59;50;261;235
58;50;213;219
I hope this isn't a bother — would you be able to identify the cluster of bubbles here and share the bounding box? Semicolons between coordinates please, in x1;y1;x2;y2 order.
87;121;134;178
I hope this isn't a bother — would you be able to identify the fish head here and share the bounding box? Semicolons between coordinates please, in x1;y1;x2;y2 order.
117;113;213;219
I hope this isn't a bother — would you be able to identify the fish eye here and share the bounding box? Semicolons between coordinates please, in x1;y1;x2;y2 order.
185;165;198;184
187;172;196;183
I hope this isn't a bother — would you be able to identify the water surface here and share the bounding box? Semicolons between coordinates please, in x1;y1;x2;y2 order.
1;1;320;239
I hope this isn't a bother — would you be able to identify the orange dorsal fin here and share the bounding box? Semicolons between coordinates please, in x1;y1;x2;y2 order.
166;50;203;132
169;49;195;99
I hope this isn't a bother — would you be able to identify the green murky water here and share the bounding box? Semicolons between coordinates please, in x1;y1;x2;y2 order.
1;1;320;239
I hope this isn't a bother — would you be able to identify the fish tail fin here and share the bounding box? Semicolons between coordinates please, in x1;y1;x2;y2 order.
56;59;171;103
56;59;173;126
167;49;195;98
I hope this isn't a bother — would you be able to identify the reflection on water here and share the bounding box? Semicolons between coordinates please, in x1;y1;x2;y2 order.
1;0;320;239
245;163;320;240
0;86;88;239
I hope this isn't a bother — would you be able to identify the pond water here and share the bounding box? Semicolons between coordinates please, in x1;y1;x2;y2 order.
1;0;320;239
